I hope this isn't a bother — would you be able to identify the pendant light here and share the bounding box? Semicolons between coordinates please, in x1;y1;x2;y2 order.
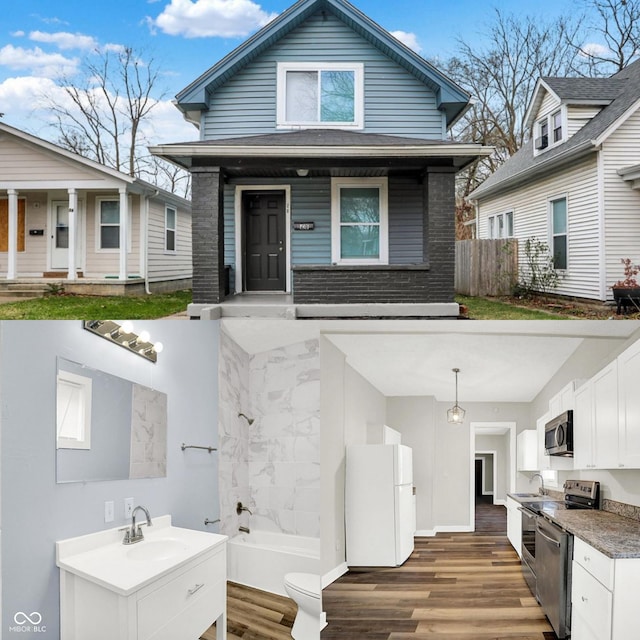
447;367;466;424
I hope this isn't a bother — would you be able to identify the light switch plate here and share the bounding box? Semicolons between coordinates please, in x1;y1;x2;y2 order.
124;497;134;519
104;501;114;523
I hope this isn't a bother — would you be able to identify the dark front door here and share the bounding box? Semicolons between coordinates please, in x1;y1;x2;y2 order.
243;191;286;291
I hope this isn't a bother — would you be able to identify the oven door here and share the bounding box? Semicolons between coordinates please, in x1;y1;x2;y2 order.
519;506;538;598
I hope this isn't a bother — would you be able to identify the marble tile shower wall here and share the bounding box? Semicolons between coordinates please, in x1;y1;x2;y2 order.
218;330;251;536
248;339;321;538
218;330;321;539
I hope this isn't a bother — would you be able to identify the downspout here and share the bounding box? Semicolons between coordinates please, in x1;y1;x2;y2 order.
144;190;160;295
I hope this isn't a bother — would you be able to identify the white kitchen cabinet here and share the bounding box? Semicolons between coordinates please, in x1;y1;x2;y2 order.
572;537;640;640
506;497;522;557
517;430;538;471
537;411;552;471
617;337;640;468
573;361;619;469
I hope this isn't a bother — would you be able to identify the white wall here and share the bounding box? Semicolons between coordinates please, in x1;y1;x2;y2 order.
1;320;219;638
476;436;510;501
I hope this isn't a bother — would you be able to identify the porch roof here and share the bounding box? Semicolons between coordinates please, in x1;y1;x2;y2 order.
149;129;493;175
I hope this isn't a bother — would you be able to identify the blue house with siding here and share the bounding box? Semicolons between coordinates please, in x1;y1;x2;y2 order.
151;0;491;317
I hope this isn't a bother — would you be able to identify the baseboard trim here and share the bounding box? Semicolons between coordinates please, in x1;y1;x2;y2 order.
322;562;348;588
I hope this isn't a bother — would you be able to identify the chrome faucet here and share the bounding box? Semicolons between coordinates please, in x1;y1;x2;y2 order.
236;501;253;515
531;473;546;496
123;505;152;545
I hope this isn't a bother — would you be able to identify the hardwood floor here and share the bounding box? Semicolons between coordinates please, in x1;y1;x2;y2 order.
322;501;558;639
200;581;296;640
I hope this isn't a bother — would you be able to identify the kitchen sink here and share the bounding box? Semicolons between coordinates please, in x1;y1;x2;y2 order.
512;492;543;498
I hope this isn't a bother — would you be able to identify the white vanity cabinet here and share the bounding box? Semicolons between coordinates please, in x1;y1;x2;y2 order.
572;537;640;640
506;497;522;557
57;516;227;640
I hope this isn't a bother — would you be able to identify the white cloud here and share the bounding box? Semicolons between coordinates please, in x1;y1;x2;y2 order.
150;0;278;38
391;30;422;54
29;30;98;51
581;42;611;58
0;76;70;129
0;45;79;78
11;30;25;38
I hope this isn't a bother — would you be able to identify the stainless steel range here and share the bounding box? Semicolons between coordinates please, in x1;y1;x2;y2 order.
519;479;600;639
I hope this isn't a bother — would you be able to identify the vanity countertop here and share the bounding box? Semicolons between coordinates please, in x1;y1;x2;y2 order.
56;515;227;596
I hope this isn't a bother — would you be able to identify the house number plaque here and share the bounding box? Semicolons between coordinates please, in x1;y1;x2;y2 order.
293;222;315;231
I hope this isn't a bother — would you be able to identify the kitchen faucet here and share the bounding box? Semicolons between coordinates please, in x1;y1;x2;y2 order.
531;473;547;496
122;505;152;544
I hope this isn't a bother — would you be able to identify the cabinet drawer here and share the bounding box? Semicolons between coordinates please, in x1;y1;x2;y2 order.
572;561;612;640
138;549;225;640
573;537;614;590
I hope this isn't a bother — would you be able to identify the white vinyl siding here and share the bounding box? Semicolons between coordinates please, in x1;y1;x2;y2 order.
601;106;640;299
202;12;445;140
537;89;561;122
477;155;600;300
567;106;603;138
147;199;192;283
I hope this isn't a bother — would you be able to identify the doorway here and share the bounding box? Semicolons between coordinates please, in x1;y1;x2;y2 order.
50;200;83;271
242;190;286;292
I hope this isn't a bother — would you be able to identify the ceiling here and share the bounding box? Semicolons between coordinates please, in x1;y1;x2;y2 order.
221;319;640;403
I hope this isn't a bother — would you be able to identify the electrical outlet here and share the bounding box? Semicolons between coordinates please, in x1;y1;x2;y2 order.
124;497;134;519
104;501;114;523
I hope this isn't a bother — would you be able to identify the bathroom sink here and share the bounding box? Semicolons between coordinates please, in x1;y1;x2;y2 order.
126;538;188;562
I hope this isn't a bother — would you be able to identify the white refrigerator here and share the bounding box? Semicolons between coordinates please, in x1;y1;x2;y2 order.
345;443;415;566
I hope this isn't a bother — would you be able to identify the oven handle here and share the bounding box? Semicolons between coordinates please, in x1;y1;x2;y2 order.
536;524;562;547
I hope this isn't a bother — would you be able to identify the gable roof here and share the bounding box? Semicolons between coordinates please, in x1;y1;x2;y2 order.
175;0;471;128
0;121;190;209
470;58;640;200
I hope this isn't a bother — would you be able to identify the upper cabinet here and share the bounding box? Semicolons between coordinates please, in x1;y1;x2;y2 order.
517;429;538;471
617;338;640;468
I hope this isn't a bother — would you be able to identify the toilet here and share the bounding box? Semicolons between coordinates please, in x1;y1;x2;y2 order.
283;572;327;639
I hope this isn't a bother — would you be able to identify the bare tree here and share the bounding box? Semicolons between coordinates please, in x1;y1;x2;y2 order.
442;10;582;195
43;46;164;178
137;155;192;200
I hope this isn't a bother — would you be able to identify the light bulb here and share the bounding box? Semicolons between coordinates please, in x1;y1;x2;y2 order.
121;321;133;334
138;330;150;343
153;342;164;353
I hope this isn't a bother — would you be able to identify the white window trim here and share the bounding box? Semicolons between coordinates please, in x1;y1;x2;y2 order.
534;107;567;156
276;62;364;130
488;211;514;239
164;205;177;254
331;177;389;265
95;196;133;253
548;194;568;271
56;370;92;450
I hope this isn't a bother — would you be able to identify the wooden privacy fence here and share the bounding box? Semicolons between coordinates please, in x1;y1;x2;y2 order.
455;239;519;297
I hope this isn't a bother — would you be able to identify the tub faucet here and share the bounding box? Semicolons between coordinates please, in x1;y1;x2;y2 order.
236;501;253;515
239;526;250;534
123;505;152;545
531;473;546;496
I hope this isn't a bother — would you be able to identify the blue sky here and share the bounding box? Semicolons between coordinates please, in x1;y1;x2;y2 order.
0;0;584;145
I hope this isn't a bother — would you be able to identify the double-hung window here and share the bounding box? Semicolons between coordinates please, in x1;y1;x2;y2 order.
331;178;388;264
96;197;132;252
488;211;513;239
550;197;568;270
165;206;176;253
535;109;564;152
277;62;364;129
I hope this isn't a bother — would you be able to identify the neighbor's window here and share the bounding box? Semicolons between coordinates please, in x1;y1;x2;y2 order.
552;110;563;143
331;178;388;264
98;199;120;249
535;109;565;152
277;63;363;128
488;211;513;238
165;206;176;252
550;197;567;270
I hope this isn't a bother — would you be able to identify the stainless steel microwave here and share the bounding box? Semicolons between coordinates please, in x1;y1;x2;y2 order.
545;410;573;456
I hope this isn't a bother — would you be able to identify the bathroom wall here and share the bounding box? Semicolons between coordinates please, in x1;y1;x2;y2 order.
1;320;219;639
218;328;321;538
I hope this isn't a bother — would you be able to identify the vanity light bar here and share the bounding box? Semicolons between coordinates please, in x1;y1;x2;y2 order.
83;321;163;363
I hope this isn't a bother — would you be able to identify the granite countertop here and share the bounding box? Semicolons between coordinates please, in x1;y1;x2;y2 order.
509;493;640;559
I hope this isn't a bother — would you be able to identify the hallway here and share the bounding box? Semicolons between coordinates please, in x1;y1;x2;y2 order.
322;502;556;639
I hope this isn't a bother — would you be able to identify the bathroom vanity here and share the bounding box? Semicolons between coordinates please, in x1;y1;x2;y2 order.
56;515;227;640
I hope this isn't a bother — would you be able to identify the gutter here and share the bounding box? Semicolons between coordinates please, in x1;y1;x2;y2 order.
469;140;598;201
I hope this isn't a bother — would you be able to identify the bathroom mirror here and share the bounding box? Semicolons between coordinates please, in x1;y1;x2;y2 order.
56;357;168;483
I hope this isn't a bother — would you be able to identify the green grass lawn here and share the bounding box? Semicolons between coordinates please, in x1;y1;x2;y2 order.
456;295;571;320
0;290;192;319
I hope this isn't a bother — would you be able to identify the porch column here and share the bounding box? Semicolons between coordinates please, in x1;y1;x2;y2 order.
191;166;225;304
67;188;77;281
119;187;128;281
7;189;18;279
424;167;456;302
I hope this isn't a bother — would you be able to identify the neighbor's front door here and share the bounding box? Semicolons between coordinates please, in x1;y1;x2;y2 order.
50;200;82;271
243;190;286;291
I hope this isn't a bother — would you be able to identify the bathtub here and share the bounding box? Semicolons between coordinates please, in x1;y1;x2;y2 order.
227;531;320;596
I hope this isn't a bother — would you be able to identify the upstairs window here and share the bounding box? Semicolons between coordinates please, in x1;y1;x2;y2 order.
535;109;565;153
552;110;563;142
277;63;363;129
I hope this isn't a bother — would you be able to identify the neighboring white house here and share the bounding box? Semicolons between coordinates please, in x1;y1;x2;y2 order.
0;121;192;295
469;61;640;302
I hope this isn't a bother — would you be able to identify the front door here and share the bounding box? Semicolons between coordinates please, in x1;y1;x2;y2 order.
243;191;286;291
51;201;82;271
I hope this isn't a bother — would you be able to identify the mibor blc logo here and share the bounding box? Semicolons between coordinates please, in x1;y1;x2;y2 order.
9;611;46;633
